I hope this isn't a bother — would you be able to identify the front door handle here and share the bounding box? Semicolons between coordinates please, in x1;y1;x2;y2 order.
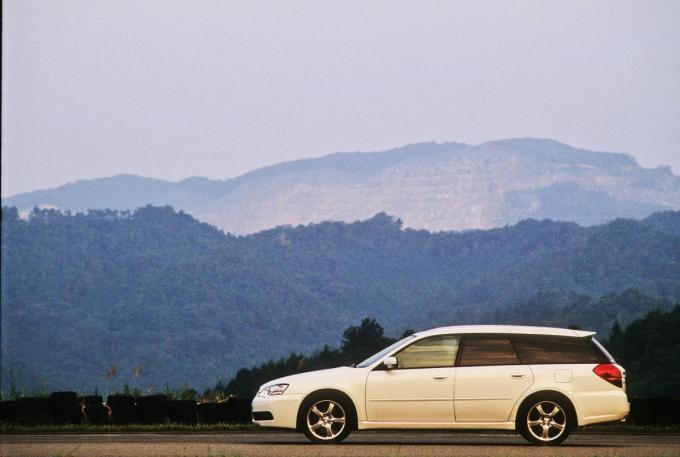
433;376;448;381
511;374;526;379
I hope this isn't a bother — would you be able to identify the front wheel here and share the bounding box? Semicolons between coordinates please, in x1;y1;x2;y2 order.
302;397;351;443
518;396;572;445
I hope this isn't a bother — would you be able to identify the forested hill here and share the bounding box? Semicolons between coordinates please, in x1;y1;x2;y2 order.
2;206;680;391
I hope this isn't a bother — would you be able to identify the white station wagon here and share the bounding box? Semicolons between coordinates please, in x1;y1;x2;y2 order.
252;325;629;445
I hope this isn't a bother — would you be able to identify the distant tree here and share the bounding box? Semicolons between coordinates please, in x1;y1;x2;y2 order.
401;328;415;338
339;318;396;366
341;318;392;355
221;318;397;398
603;305;680;396
609;320;623;345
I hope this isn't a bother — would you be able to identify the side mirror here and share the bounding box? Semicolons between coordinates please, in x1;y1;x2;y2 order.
383;356;398;369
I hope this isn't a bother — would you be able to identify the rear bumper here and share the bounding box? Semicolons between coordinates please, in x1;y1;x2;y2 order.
251;394;303;429
577;391;630;426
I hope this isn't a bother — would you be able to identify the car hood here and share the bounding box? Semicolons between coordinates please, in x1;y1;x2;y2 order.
261;366;360;390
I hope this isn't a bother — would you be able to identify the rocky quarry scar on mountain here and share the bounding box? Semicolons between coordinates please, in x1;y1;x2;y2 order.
3;138;679;235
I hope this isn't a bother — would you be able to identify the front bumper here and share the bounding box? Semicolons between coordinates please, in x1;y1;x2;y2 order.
251;393;303;429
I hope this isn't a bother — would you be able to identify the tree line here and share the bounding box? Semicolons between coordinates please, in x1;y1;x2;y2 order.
213;307;680;399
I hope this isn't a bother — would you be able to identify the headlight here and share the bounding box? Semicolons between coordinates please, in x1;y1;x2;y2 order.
257;383;289;397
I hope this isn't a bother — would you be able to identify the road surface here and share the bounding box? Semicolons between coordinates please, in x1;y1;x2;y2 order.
2;431;680;456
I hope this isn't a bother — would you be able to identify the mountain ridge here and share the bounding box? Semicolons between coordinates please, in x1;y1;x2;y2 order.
4;138;679;234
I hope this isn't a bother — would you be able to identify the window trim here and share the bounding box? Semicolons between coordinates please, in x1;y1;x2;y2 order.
456;335;522;368
456;333;608;367
373;334;460;371
510;334;609;365
373;333;607;371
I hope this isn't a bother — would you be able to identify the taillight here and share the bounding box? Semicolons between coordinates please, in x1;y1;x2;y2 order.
593;363;623;388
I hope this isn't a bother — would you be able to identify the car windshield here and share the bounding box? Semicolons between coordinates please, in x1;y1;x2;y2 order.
355;335;417;368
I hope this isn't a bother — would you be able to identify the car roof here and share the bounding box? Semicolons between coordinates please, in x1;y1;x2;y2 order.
415;324;595;338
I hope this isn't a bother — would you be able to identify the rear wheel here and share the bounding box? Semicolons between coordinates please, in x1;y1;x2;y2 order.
302;397;351;443
518;395;573;445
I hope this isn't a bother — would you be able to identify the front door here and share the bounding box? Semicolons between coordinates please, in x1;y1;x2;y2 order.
365;335;459;422
454;336;533;422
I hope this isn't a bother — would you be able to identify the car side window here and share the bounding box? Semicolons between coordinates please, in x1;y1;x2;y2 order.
512;336;607;364
458;337;520;367
394;335;459;369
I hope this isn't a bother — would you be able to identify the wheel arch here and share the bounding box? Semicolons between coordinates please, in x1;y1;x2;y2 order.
296;388;358;432
515;390;579;430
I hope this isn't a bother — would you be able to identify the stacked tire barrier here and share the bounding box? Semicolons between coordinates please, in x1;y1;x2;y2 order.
196;401;229;424
82;395;108;425
0;400;20;423
168;400;197;425
225;397;252;424
19;397;52;424
50;392;82;424
629;397;680;425
106;394;136;425
196;397;251;424
3;393;680;427
135;395;169;424
0;391;255;426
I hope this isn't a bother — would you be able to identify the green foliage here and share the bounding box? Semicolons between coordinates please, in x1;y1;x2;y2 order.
340;318;395;366
219;318;397;398
120;384;143;398
162;384;198;401
225;310;680;399
604;305;680;396
2;205;679;392
487;289;673;337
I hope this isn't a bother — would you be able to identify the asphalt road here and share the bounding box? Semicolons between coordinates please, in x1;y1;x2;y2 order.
2;431;680;457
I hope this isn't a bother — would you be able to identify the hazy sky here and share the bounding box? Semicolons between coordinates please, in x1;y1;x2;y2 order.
2;0;679;196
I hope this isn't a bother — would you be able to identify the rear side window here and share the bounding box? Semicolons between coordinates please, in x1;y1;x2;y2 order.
458;337;520;367
512;336;607;364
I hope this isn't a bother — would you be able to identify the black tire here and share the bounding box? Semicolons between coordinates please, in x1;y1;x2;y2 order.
517;392;575;445
300;392;353;444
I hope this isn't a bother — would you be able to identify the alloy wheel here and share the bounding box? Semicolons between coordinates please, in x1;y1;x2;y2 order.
306;400;347;440
526;401;567;442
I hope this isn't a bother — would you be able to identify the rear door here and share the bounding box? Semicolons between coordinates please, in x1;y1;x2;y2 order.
453;336;533;422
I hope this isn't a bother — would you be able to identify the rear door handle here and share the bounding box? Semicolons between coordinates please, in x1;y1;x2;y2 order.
432;376;448;381
511;374;526;379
